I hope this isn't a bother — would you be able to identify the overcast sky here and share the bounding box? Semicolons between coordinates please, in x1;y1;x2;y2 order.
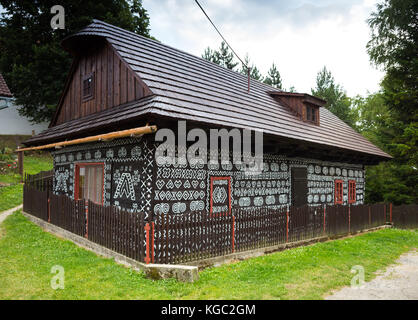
1;0;384;97
143;0;384;97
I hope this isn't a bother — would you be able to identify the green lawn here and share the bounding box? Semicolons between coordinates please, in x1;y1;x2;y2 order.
0;211;416;300
0;154;52;211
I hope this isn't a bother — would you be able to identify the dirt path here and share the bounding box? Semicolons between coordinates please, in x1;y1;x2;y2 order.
0;205;22;225
326;249;418;300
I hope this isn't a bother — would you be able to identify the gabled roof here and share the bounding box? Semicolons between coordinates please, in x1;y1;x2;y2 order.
0;73;13;98
25;19;391;161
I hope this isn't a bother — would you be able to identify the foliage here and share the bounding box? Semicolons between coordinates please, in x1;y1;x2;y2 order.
202;41;238;70
0;212;417;299
0;154;52;209
0;0;151;123
360;0;418;204
311;66;358;128
263;63;283;89
239;54;263;81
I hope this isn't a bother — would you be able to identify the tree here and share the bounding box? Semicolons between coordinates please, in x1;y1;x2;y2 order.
201;41;238;70
367;0;418;166
240;54;263;81
311;66;357;128
354;92;417;204
263;63;282;89
359;0;418;204
0;0;151;123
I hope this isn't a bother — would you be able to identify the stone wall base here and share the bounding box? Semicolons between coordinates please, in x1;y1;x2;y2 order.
185;225;392;269
22;211;199;283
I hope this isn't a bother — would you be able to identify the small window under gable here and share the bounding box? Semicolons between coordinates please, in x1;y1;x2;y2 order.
82;72;95;101
268;91;325;126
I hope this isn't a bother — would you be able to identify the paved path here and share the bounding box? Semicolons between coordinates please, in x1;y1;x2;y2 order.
326;250;418;300
0;204;23;225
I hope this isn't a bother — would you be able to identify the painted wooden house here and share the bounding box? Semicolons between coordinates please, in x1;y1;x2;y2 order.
23;20;391;220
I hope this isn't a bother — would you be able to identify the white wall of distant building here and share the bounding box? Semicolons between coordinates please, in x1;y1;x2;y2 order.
0;98;48;135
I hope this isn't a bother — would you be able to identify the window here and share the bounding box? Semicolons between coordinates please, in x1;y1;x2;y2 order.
306;105;317;123
348;180;356;204
82;72;95;101
334;179;343;204
210;176;231;217
75;163;104;204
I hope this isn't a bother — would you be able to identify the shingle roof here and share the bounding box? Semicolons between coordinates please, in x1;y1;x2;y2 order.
0;73;12;98
26;20;391;160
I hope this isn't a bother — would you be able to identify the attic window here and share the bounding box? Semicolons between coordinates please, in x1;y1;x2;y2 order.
82;72;95;101
306;105;318;124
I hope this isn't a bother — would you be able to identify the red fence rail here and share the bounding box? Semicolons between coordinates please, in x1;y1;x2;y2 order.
23;181;418;265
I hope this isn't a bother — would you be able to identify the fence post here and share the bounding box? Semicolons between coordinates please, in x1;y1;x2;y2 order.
323;205;326;235
389;203;392;223
384;204;386;223
151;221;155;264
232;215;235;253
145;223;150;264
85;200;88;239
369;206;371;226
17;150;24;182
348;204;351;233
286;206;289;243
48;197;51;223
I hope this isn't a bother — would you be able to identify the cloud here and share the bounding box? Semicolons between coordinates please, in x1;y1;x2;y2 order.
159;0;382;97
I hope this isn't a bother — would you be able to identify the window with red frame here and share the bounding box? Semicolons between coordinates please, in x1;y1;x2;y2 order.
75;163;104;204
348;180;356;204
209;176;231;217
334;180;343;204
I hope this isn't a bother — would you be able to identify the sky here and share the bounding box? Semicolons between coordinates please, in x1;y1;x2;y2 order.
0;0;384;97
142;0;384;97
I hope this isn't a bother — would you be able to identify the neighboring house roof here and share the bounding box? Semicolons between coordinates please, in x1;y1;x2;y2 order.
0;73;13;98
25;19;391;161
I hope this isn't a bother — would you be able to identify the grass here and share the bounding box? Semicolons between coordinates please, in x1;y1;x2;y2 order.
0;185;23;212
0;211;417;300
0;154;52;211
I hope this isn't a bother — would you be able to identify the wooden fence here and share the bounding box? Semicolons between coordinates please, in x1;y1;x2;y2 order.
24;170;53;192
22;175;417;265
23;186;145;262
392;204;418;229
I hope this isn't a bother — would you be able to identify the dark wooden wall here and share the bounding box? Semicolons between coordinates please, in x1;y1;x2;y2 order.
55;42;152;125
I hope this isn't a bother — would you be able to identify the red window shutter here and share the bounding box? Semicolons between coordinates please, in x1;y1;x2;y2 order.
334;180;343;204
348;180;356;204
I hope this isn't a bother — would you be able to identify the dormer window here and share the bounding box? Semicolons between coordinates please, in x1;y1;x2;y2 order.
82;72;95;101
268;91;325;126
305;105;319;125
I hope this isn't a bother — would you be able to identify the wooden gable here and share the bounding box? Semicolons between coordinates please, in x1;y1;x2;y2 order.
52;41;152;126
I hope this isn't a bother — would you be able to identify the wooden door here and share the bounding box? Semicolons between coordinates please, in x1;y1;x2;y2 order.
291;167;308;207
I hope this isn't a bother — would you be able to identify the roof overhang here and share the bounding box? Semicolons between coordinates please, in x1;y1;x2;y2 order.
18;125;157;152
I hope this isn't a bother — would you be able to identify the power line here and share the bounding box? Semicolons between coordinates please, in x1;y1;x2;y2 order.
194;0;248;69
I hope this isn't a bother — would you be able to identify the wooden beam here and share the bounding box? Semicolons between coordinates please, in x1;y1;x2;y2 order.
16;125;157;152
17;150;24;182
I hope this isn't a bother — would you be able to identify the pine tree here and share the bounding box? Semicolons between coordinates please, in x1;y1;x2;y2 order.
311;66;357;128
263;63;282;89
0;0;151;123
202;41;238;70
240;55;263;81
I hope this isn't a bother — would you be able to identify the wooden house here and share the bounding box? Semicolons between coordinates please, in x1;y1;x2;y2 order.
22;20;391;220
